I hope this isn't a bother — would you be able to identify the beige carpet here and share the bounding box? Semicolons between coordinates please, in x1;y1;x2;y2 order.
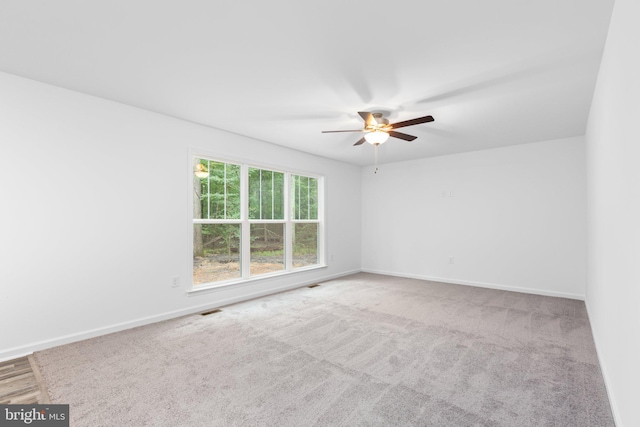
34;273;613;426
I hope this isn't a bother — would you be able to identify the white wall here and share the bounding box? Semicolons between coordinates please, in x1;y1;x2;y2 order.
361;137;587;298
585;0;640;425
0;72;362;361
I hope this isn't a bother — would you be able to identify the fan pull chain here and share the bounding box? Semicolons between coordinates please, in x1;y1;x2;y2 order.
374;143;379;174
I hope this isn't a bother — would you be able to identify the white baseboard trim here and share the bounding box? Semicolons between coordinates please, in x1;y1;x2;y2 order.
361;268;585;300
584;299;622;427
0;269;361;363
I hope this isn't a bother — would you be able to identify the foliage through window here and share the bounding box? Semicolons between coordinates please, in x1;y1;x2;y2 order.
192;157;323;287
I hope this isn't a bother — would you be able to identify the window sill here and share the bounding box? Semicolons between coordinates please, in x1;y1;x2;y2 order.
186;264;328;294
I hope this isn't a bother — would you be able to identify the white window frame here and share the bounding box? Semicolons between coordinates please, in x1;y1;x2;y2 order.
189;153;326;292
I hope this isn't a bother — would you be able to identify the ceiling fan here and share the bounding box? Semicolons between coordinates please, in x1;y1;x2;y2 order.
322;111;435;146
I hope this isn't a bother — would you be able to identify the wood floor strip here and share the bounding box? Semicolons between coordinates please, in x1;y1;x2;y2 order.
0;369;32;382
0;376;32;387
0;356;50;405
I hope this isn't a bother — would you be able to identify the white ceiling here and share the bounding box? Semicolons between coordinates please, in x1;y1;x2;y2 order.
0;1;614;166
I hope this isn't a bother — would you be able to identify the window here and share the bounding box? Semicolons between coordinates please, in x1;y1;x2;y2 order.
193;159;242;285
192;156;323;288
248;167;285;276
291;174;319;268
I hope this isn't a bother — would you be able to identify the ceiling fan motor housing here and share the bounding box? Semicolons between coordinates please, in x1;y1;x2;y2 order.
372;113;389;126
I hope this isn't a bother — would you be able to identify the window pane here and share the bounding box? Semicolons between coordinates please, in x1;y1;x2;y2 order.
250;223;284;275
193;224;241;285
293;223;318;268
249;168;284;220
292;175;318;220
193;158;241;220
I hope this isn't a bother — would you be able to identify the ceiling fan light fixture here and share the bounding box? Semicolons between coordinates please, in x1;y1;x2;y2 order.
364;130;389;145
194;163;209;178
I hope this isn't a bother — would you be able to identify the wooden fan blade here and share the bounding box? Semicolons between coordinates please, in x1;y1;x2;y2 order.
353;137;366;146
358;111;378;128
389;131;417;141
390;115;434;129
321;129;366;133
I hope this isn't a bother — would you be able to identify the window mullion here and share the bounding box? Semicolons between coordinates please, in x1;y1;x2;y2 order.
307;176;310;220
285;172;292;271
206;160;210;219
318;177;325;265
241;164;251;278
223;162;227;219
297;176;301;220
259;169;262;220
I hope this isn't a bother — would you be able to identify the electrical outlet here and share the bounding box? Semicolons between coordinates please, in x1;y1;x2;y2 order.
171;276;180;288
449;256;454;264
